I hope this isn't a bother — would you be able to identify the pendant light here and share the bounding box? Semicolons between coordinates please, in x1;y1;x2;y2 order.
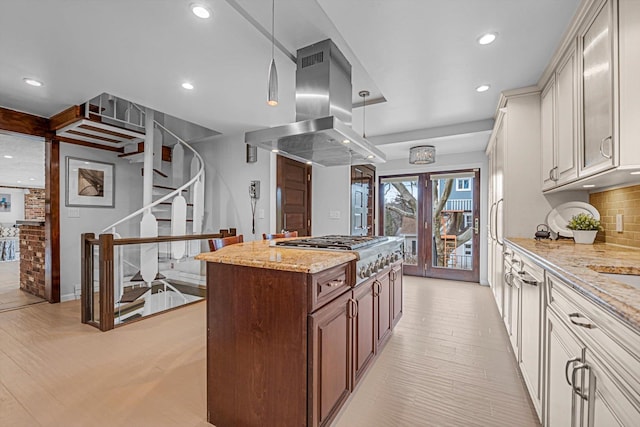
359;90;369;138
267;0;278;106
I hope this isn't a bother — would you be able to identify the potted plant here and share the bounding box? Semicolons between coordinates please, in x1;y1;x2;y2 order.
567;213;601;244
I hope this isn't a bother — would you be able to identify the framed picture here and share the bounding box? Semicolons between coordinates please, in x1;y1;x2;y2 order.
0;193;11;212
65;157;115;208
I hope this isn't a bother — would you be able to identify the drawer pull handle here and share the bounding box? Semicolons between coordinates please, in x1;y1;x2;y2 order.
517;271;539;286
326;279;344;288
390;269;397;281
568;313;595;329
373;280;382;297
565;356;581;386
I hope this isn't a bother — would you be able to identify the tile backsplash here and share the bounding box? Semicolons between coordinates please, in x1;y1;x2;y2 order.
589;184;640;249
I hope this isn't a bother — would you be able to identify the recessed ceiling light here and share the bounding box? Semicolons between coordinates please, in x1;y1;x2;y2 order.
191;4;211;19
583;184;596;188
367;155;374;159
29;177;35;181
478;33;497;45
23;78;43;87
306;161;313;165
342;139;350;144
476;85;490;93
16;180;22;183
272;149;279;153
630;171;640;175
181;82;194;90
4;155;13;159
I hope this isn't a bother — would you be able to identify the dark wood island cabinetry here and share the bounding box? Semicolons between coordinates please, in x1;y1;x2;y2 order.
197;240;403;427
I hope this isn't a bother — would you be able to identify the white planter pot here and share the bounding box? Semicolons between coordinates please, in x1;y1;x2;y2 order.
572;230;598;244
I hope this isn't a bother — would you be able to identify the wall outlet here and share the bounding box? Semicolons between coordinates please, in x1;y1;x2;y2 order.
258;208;265;219
616;214;623;232
68;207;80;218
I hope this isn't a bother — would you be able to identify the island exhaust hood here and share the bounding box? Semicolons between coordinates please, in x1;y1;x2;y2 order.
245;39;386;167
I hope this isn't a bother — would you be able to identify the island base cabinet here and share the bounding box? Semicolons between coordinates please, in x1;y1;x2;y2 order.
353;280;376;386
391;262;403;327
308;291;353;427
376;271;392;348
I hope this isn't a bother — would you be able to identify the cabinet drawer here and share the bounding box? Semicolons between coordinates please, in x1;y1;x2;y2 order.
310;262;353;312
546;273;640;400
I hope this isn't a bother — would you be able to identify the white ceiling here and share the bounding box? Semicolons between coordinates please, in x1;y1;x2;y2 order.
0;133;45;188
0;0;581;163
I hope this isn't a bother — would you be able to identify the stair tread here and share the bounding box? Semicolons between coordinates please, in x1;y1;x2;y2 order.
158;202;194;206
156;218;194;222
119;286;150;303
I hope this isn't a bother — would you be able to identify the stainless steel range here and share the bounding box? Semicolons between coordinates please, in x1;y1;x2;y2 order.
276;235;404;284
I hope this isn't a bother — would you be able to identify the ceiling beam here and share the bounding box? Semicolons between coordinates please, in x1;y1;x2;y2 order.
0;107;50;138
367;119;495;146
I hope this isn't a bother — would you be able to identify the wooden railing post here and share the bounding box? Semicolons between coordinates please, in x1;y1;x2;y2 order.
99;233;115;331
81;233;94;324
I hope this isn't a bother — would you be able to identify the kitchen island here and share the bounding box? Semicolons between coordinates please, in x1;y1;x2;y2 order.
196;239;403;427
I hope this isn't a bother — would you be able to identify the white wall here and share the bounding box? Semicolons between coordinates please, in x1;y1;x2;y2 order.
59;143;142;300
193;133;271;241
312;165;351;235
0;187;25;224
377;151;490;285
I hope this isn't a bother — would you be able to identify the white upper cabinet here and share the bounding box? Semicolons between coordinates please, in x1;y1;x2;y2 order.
579;0;615;177
540;0;640;192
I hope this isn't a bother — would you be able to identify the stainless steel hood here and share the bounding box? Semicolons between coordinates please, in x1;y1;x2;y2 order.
245;39;386;167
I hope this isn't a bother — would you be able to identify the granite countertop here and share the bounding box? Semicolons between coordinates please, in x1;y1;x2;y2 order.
506;237;640;331
195;239;357;274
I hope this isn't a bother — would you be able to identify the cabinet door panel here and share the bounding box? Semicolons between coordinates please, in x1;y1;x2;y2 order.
546;310;583;427
541;80;556;190
376;271;392;348
309;291;352;427
353;281;376;386
391;264;403;327
557;48;578;184
519;272;542;407
581;0;614;173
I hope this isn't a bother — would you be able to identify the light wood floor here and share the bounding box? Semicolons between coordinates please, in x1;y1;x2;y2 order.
0;260;46;312
0;276;539;427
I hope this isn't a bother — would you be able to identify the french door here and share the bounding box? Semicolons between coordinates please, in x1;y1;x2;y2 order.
379;169;480;282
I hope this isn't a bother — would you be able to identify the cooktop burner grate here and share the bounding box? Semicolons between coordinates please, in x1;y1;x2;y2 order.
275;235;387;250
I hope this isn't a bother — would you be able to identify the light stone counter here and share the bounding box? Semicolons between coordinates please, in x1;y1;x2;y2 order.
195;239;357;274
507;238;640;331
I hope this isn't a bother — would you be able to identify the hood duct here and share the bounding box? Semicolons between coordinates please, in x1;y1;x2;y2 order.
245;39;385;167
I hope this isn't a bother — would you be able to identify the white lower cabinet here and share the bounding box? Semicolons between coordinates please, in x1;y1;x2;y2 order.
502;244;640;427
544;272;640;427
545;309;583;427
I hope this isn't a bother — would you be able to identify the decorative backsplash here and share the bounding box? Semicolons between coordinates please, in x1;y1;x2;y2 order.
589;184;640;249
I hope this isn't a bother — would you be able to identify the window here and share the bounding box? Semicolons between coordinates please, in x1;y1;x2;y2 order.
456;178;471;191
463;213;473;228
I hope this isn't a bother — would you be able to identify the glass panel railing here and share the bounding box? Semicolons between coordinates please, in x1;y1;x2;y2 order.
81;231;234;331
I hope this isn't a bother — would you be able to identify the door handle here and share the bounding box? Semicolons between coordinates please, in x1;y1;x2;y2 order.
565;356;581;386
495;198;504;246
599;136;612;159
571;363;590;400
489;202;496;240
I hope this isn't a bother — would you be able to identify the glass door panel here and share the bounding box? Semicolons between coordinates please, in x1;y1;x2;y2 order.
380;176;422;275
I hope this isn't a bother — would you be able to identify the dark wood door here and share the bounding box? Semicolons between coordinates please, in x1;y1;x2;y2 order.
350;165;375;236
277;156;311;236
352;279;376;386
375;270;392;348
308;291;353;427
391;262;403;327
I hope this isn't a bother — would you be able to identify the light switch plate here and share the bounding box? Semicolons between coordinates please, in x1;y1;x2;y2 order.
258;209;265;219
616;213;623;232
68;207;80;218
329;210;341;219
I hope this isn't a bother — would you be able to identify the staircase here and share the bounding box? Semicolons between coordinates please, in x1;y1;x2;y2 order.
60;93;213;324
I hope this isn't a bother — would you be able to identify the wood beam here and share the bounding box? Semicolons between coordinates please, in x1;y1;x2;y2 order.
0;107;49;137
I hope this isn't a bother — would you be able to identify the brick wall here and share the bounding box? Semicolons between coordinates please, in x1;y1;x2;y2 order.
24;189;45;220
19;224;46;298
589;184;640;249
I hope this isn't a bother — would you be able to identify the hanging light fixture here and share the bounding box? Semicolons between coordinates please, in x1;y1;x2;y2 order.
359;90;369;138
267;0;278;106
409;145;436;164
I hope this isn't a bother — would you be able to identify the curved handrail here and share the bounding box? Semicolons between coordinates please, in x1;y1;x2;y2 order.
101;107;205;234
